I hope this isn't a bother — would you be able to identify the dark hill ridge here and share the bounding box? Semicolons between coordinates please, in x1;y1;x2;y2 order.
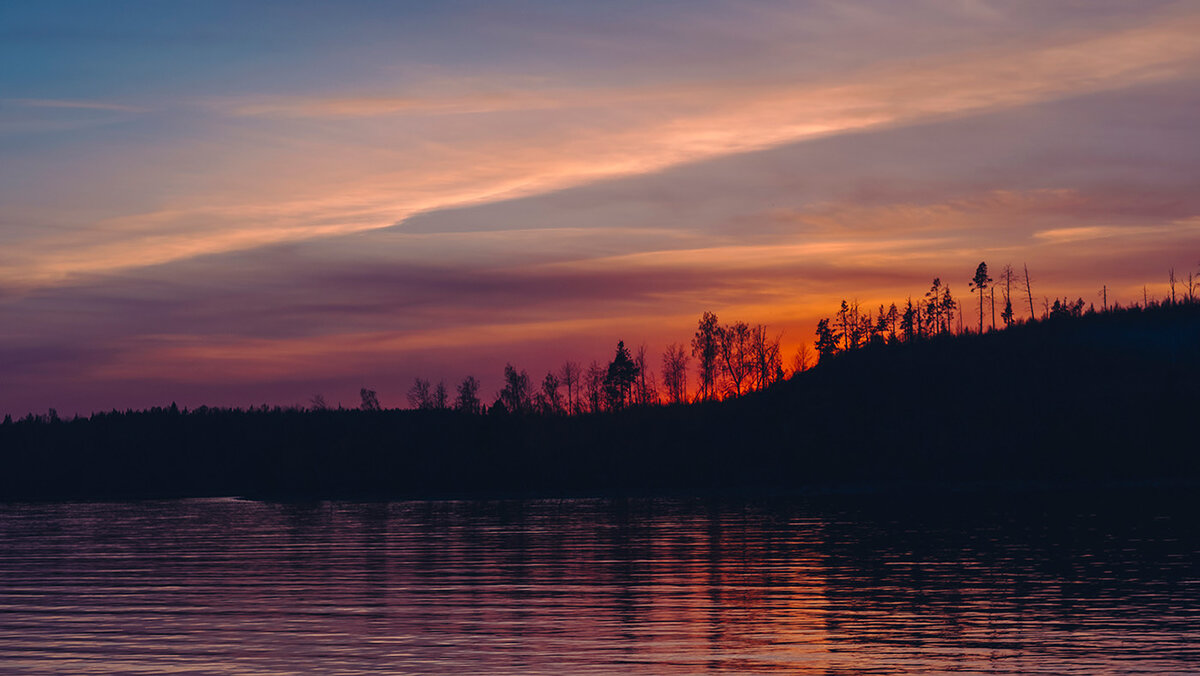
2;303;1198;500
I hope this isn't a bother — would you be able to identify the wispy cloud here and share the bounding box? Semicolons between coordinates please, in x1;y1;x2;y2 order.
6;9;1200;290
5;2;1200;413
1034;219;1200;244
229;91;566;117
5;98;148;113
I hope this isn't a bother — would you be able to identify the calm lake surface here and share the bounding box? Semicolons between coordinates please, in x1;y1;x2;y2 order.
1;492;1198;674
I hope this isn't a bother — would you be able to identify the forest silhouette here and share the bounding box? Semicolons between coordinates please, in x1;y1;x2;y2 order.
2;262;1198;500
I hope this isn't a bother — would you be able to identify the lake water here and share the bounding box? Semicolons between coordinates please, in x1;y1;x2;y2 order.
1;492;1198;674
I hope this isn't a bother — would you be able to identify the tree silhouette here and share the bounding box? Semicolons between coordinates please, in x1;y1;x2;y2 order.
790;343;812;374
873;305;889;345
584;361;605;412
603;341;639;411
718;321;752;396
814;318;839;362
407;378;432;409
1023;263;1036;321
633;344;659;406
691;312;721;401
925;279;943;335
1000;264;1016;327
559;361;581;414
538;371;564;414
309;394;329;411
749;324;783;390
455;376;482;413
837;301;851;349
1050;297;1085;318
499;364;532;414
940;285;957;334
661;343;690;404
900;298;916;342
359;388;381;412
990;286;997;331
847;301;868;349
970;262;992;334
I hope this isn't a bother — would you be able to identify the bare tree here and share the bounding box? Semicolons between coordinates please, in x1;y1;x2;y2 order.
661;343;690;404
691;312;720;401
309;394;329;411
847;301;865;348
791;343;812;374
1169;267;1177;304
749;324;783;390
559;360;581;414
633;344;659;406
406;378;432;409
360;388;381;411
433;381;449;410
999;264;1016;326
537;371;564;414
584;360;605;412
990;286;996;331
717;320;752;397
1023;263;1036;321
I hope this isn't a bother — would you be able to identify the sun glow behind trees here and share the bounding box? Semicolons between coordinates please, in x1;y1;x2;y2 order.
370;261;1200;416
5;3;1200;416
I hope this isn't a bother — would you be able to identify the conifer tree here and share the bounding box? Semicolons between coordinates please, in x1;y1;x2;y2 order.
603;341;639;411
970;262;993;334
940;286;956;334
900;299;916;342
814;318;839;362
925;279;943;335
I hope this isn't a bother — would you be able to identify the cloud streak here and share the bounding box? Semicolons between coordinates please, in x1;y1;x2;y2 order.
5;8;1200;289
5;98;148;112
4;2;1200;414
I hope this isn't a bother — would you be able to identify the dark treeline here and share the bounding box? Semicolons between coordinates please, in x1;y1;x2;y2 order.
397;322;786;418
2;264;1199;500
809;261;1160;361
388;261;1198;415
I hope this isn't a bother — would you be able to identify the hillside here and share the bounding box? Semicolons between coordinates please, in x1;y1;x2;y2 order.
2;303;1198;500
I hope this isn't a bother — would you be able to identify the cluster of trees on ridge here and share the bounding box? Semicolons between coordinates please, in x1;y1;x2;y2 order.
809;261;1162;361
365;316;790;418
4;261;1196;427
2;268;1197;500
336;260;1199;418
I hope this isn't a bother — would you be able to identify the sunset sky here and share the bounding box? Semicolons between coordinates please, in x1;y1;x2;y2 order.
3;1;1200;414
